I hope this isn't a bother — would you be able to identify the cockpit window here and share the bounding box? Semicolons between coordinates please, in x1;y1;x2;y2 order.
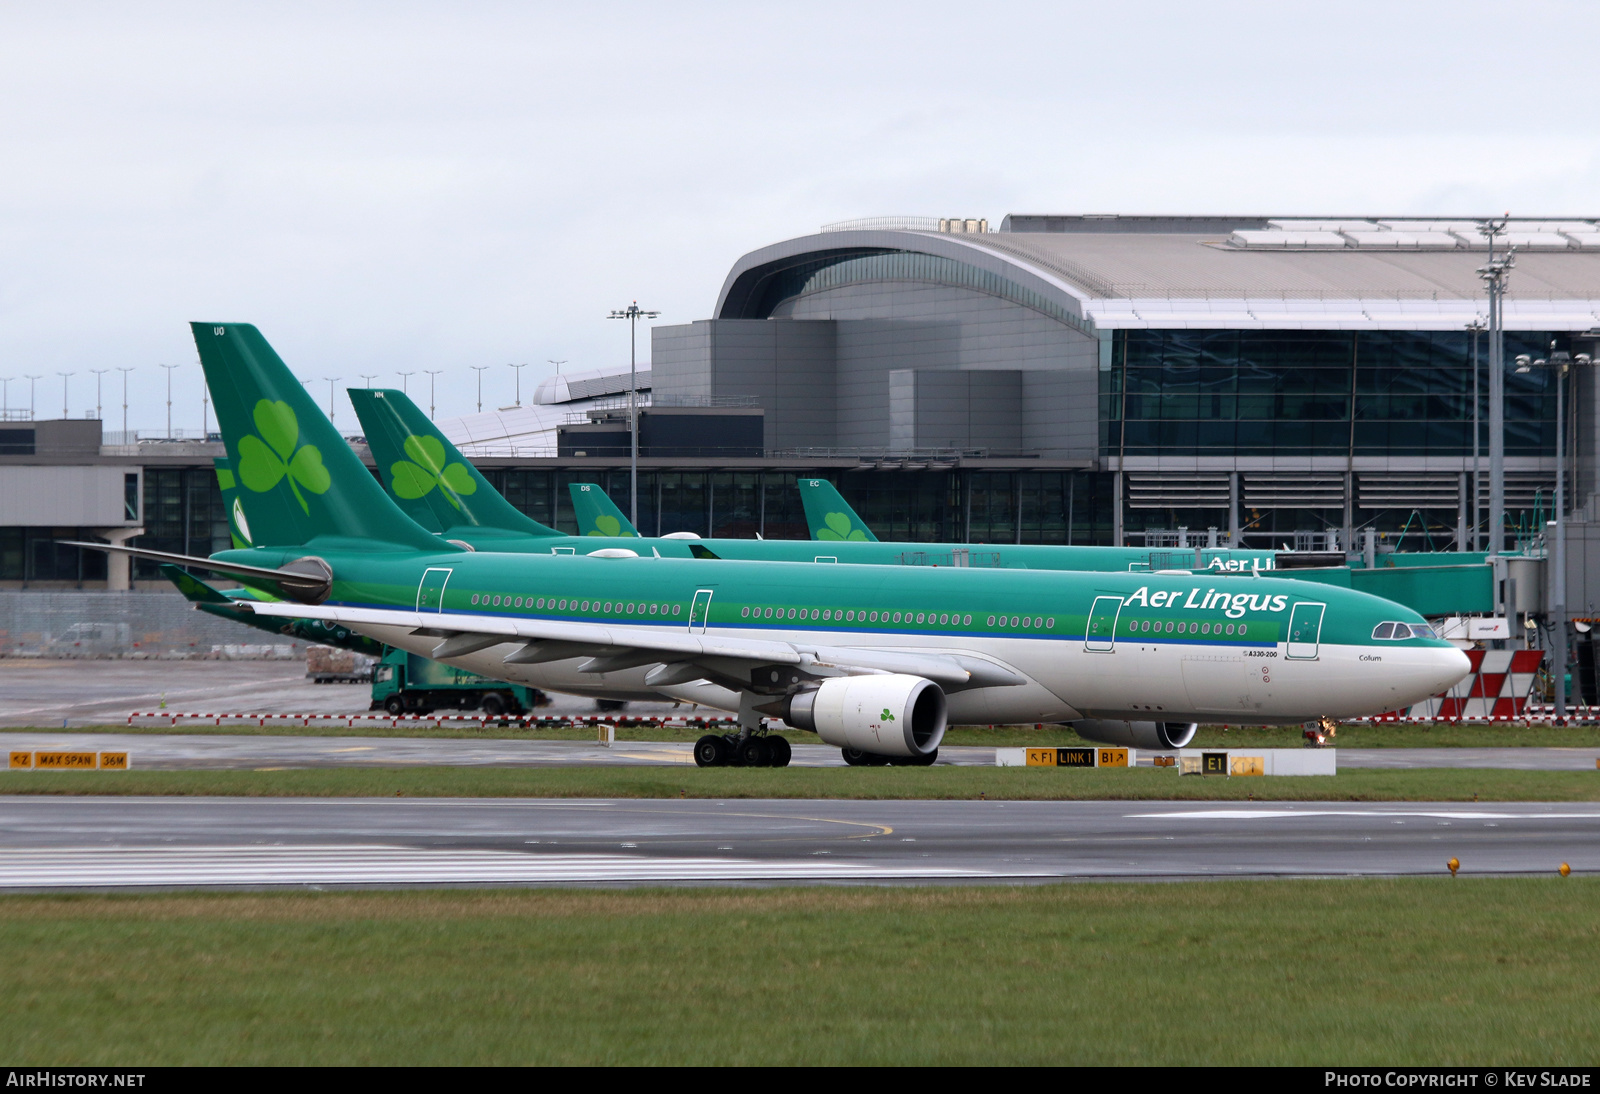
1373;621;1434;640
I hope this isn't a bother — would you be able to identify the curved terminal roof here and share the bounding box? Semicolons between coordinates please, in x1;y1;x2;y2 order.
717;216;1600;332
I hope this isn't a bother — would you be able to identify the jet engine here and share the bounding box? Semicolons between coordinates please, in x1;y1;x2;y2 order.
780;674;947;758
1072;719;1197;750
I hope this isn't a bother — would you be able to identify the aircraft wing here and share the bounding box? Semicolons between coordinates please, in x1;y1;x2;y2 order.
238;600;1024;690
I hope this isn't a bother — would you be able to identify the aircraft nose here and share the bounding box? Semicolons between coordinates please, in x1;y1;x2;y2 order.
1421;646;1472;698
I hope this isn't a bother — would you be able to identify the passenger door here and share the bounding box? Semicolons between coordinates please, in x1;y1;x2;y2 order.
416;567;452;612
1085;595;1124;653
1286;601;1326;660
688;588;715;634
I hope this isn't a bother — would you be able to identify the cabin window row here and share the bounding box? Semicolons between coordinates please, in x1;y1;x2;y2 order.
739;607;978;626
470;593;682;617
1126;618;1253;637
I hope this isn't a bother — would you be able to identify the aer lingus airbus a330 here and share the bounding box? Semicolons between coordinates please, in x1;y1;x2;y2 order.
77;324;1467;768
347;386;1278;573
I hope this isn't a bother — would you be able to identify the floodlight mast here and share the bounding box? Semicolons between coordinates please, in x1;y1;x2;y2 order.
425;370;442;419
471;366;489;412
607;302;661;527
1512;344;1591;718
1477;217;1512;555
508;363;527;405
1466;318;1485;552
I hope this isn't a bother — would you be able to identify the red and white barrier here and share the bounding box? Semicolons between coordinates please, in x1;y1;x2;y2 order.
125;711;747;730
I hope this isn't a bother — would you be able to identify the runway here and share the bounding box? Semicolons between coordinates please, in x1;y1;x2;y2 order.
3;731;1599;770
0;796;1593;889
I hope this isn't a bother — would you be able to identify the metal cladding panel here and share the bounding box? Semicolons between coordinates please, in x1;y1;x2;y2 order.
1566;520;1600;616
0;466;134;527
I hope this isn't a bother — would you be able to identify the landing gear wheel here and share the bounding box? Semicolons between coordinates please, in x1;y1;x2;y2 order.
893;748;937;767
767;736;792;768
694;735;730;767
841;747;870;766
383;695;405;716
481;693;507;717
867;752;892;766
737;737;772;767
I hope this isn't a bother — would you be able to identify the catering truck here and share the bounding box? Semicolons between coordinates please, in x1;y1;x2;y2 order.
369;647;546;716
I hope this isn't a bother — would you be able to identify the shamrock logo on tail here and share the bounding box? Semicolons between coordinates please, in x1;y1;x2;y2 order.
237;400;331;514
817;512;868;541
390;435;477;509
586;514;634;537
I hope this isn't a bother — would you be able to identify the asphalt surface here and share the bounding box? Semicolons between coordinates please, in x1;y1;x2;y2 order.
3;731;1599;770
0;796;1592;889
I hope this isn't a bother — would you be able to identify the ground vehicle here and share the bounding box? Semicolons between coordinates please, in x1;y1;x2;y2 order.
369;647;546;716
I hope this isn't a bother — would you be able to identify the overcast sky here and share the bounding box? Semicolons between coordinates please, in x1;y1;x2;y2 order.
2;1;1597;432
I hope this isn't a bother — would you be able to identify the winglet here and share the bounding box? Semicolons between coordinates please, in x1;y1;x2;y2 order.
797;478;878;542
569;483;640;537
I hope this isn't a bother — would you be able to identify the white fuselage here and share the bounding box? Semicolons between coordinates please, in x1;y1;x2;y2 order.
353;618;1467;725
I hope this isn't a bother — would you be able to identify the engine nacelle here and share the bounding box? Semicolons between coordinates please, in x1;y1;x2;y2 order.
1072;719;1197;750
782;674;947;758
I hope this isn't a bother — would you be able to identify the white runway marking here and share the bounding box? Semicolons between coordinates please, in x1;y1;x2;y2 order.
0;844;994;889
1126;809;1600;821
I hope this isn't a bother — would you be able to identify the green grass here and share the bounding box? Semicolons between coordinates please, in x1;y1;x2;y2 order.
3;764;1598;800
1;880;1595;1065
16;720;1600;747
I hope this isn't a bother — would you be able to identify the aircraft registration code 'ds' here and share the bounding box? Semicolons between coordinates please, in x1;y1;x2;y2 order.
9;751;32;769
98;752;129;770
35;751;97;770
1097;748;1129;768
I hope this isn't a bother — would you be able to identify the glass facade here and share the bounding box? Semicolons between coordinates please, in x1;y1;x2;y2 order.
1102;329;1563;458
483;468;1116;545
130;468;230;578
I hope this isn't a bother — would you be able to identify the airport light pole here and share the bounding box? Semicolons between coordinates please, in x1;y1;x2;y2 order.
425;370;442;419
1514;346;1591;717
159;363;179;437
0;378;11;418
397;371;414;395
471;366;489;412
606;303;660;526
1478;218;1512;554
116;367;134;437
90;369;108;421
508;362;527;404
55;372;73;419
324;378;340;427
25;375;40;421
360;374;378;389
1466;318;1485;551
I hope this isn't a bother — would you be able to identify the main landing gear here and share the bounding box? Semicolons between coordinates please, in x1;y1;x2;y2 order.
694;733;793;768
841;747;938;767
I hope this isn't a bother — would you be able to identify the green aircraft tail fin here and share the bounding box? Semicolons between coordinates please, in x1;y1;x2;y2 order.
347;387;560;538
192;323;443;551
798;477;878;542
569;483;639;537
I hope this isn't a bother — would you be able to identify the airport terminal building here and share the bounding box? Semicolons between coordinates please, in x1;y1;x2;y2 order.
5;213;1600;596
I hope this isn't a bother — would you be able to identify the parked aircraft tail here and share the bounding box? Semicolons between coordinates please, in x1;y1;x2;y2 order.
348;387;561;538
797;477;878;542
569;482;640;537
191;323;442;551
